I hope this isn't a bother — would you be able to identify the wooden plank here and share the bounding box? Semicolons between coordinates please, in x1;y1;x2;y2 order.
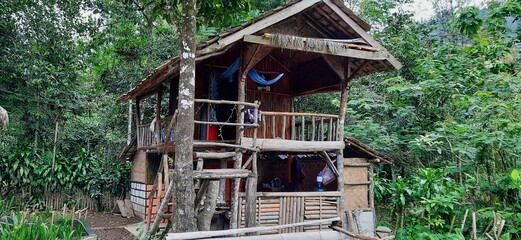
244;35;388;61
242;138;344;152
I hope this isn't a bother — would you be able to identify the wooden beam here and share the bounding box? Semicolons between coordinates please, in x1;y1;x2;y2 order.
242;138;344;152
192;169;252;179
322;0;402;69
166;217;341;240
319;151;339;177
193;151;236;159
244;34;387;61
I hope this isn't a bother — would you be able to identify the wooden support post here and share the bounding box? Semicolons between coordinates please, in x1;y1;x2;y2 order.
245;101;259;231
232;46;247;229
336;59;351;226
245;177;257;231
135;97;141;147
155;88;163;144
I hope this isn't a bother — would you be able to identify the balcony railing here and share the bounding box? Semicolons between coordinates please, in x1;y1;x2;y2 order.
258;112;339;141
137;100;340;149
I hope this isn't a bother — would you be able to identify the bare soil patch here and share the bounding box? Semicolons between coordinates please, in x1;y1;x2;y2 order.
85;211;141;240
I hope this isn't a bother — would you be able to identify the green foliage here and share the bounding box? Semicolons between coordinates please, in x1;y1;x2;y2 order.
0;147;130;207
0;199;86;239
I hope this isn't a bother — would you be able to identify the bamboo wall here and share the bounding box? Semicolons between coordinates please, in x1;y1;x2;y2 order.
344;157;370;209
238;192;341;233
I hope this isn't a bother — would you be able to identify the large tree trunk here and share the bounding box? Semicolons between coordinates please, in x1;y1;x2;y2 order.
0;106;8;130
196;180;219;230
172;0;197;233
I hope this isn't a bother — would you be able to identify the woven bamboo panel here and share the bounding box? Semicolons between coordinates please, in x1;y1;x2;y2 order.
344;185;369;209
344;167;368;181
343;157;370;209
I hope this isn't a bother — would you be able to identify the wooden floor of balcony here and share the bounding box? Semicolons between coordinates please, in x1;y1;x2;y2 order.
139;138;344;153
241;138;344;153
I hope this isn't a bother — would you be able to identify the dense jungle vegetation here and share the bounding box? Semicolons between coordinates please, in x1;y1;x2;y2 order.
0;0;520;239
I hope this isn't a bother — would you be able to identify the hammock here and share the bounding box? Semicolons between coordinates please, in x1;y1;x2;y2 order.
248;68;284;86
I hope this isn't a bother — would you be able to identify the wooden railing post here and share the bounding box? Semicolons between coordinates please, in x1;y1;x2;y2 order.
291;116;296;140
301;116;305;141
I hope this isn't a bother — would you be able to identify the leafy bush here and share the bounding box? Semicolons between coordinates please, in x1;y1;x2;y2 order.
0;146;130;208
0;199;86;239
376;168;521;239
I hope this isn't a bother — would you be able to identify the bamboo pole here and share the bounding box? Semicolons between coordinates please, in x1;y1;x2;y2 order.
461;209;469;231
472;211;477;240
52;121;59;170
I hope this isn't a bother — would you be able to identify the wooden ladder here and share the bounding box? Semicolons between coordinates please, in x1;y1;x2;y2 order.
148;101;260;237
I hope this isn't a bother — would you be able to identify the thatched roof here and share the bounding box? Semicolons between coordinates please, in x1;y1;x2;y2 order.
0;106;8;130
116;0;401;103
344;137;392;164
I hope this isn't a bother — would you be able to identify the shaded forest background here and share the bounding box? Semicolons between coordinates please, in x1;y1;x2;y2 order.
0;0;520;239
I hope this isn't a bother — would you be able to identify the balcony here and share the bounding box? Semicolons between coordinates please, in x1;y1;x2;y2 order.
136;99;344;153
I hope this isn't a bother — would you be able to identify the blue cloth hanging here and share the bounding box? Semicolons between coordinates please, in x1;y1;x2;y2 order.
218;58;240;82
248;68;284;86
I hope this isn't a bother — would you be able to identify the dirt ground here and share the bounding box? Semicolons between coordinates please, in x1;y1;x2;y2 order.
85;211;142;240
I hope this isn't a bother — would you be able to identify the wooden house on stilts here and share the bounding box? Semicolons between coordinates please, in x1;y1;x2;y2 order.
118;0;400;238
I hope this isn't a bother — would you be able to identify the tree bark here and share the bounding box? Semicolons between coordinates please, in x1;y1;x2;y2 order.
0;105;8;130
197;180;219;231
172;0;197;233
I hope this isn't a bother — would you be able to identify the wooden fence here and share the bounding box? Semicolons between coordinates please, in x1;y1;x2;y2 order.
43;188;121;211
